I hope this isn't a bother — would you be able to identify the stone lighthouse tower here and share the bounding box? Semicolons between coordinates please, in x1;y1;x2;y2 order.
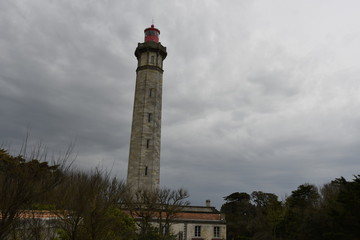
127;25;167;192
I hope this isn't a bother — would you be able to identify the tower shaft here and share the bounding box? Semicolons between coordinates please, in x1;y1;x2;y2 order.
127;27;167;193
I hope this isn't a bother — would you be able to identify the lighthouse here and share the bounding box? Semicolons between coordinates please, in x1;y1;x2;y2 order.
127;25;167;192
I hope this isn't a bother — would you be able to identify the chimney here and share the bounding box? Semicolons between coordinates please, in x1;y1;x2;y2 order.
205;199;211;207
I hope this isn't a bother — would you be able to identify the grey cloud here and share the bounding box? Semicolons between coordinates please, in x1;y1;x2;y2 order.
2;0;360;209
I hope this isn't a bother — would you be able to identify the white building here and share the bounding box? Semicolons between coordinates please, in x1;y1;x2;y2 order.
170;203;226;240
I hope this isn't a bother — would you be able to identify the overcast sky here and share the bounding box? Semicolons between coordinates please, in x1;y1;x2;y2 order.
1;0;360;208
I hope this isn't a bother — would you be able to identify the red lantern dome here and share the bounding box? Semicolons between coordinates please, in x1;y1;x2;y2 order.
144;24;160;43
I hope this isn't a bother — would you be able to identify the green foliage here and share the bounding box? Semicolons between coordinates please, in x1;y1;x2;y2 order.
53;229;70;240
0;148;139;240
221;192;255;240
0;148;62;239
222;191;284;240
325;175;360;239
137;225;162;240
286;183;320;209
100;207;137;240
222;176;360;240
224;192;251;203
51;169;137;240
0;145;189;240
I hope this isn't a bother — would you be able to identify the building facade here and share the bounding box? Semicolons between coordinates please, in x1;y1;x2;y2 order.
170;204;226;240
127;25;167;192
129;201;227;240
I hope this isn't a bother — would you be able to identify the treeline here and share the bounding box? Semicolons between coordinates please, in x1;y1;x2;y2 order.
3;146;360;240
221;175;360;240
0;148;189;240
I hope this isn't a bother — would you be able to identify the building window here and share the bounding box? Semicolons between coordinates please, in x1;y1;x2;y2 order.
194;225;201;237
178;231;183;240
214;226;220;238
149;88;154;97
150;55;155;64
145;166;148;176
146;139;150;148
148;113;153;122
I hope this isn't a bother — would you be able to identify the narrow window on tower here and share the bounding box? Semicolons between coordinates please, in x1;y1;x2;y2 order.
150;55;155;64
146;139;150;148
148;113;153;122
145;166;148;176
149;88;154;97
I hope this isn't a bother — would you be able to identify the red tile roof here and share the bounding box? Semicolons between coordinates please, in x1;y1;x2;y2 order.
0;210;59;220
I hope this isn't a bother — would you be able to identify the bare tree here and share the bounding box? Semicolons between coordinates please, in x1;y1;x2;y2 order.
124;189;159;237
51;169;136;240
124;187;190;239
51;171;89;240
6;211;58;240
0;148;65;239
157;188;190;237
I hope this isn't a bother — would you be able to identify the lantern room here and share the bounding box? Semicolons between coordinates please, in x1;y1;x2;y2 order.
144;24;160;43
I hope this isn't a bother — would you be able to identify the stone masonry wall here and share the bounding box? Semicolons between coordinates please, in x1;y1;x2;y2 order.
127;42;166;192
